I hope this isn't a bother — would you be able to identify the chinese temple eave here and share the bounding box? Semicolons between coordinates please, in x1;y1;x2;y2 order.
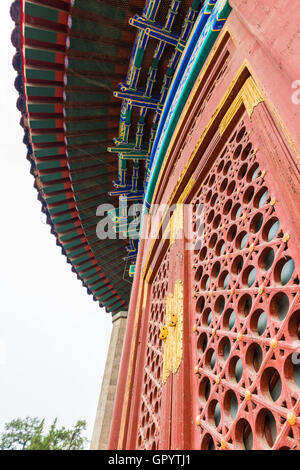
11;0;148;314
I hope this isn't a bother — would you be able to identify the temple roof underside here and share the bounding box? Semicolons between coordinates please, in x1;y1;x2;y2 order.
11;0;230;314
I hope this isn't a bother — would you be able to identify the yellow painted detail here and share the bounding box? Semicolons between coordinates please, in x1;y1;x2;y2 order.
162;280;184;384
287;412;296;426
159;326;168;341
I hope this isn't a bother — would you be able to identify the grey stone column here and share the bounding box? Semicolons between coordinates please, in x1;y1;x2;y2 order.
90;311;128;450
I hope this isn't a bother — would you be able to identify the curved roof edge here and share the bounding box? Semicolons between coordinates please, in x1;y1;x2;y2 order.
10;0;128;315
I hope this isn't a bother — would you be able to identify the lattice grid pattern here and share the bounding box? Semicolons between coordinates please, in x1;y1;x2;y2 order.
137;249;170;450
192;117;300;450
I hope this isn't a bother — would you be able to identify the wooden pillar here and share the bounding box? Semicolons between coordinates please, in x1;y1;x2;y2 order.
90;311;128;450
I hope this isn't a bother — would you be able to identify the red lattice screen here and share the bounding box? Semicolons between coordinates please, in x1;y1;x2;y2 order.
191;117;300;450
136;249;170;450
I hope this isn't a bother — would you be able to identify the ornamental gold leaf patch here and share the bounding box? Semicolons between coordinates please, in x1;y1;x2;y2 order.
162;279;183;384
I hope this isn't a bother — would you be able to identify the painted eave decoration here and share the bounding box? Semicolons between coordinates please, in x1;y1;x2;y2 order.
10;0;230;313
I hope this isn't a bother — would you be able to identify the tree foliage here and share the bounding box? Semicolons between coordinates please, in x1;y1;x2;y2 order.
0;417;87;450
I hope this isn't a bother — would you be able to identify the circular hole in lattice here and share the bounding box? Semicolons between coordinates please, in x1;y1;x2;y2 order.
251;212;264;235
233;144;243;160
218;336;231;361
242;266;256;287
219;270;230;289
284;353;300;391
247;162;260;182
236;231;248;250
146;427;150;441
199;376;211;404
196;296;206;314
254;187;269;209
229;356;243;383
196;222;205;239
213;214;221;229
195;265;204;282
223;199;233;215
288;310;300;341
209;174;216;187
211;261;221;278
211;193;218;207
227;180;236;196
209;233;218;248
238;163;248;180
201;275;210;291
256;409;277;449
207;209;215;225
215;295;225;314
201;433;215;450
243;186;255;204
223;161;231;175
197;203;204;217
157;367;161;380
151;423;155;438
261;367;282;402
236;126;246;142
205;349;216;371
227;224;237;242
235;419;253;450
218;160;225;173
250;309;268;336
220;178;228;192
231;203;242;221
216;239;226;256
231;255;244;275
154;401;159;413
199;246;208;261
241;143;252;160
207;399;221;428
258;247;275;272
152;441;156;450
262;217;280;242
246;343;263;373
203;308;213;327
270;292;290;321
224;389;239;420
197;332;208;355
274;257;295;286
223;309;236;330
206;190;212;203
230;131;237;143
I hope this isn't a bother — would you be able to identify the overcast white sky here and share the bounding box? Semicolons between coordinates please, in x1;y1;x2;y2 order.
0;1;113;444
